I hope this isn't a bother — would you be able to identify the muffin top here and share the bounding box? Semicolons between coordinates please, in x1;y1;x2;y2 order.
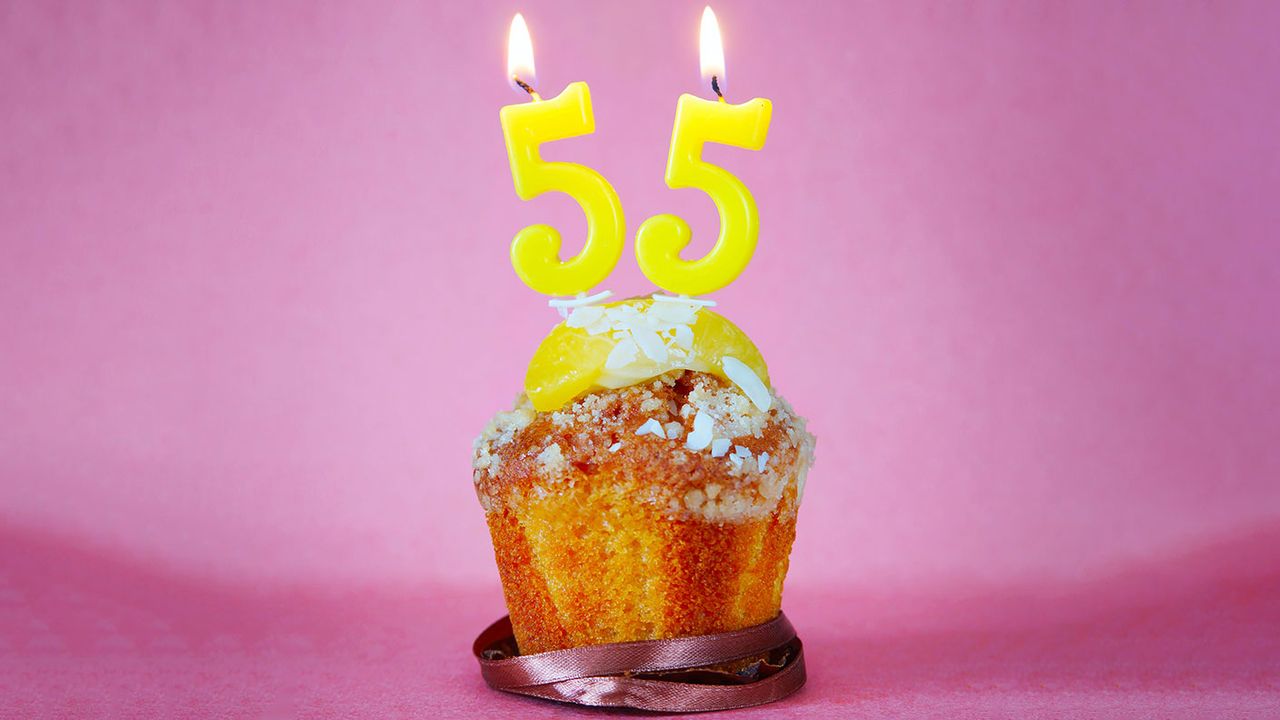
473;370;815;524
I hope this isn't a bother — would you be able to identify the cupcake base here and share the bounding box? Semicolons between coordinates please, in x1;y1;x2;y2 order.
487;484;798;654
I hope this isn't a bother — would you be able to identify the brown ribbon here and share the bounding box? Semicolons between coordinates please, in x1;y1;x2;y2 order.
473;613;806;712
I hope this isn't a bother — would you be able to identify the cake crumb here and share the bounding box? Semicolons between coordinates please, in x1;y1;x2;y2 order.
684;488;706;511
536;444;567;476
663;421;684;440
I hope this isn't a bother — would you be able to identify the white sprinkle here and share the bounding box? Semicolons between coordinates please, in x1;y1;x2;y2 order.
635;418;665;437
757;452;770;473
734;445;753;459
608;442;622;453
721;356;772;412
605;337;639;369
652;294;717;307
685;410;714;451
548;290;614;308
710;438;731;457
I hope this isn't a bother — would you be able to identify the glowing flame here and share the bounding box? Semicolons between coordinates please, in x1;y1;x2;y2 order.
506;13;536;94
699;6;725;95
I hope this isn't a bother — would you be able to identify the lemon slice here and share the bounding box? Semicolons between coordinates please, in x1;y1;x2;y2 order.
525;299;770;412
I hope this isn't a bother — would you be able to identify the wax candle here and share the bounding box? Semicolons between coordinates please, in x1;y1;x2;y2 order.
500;14;626;297
637;7;772;297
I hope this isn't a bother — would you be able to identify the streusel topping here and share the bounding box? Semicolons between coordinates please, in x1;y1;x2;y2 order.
473;371;815;523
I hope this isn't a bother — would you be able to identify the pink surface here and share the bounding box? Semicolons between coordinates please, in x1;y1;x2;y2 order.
2;0;1279;715
3;523;1278;718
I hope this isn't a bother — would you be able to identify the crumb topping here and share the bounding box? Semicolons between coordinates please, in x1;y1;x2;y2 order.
473;371;816;522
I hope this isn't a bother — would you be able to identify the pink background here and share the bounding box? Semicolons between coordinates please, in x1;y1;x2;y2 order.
2;1;1278;716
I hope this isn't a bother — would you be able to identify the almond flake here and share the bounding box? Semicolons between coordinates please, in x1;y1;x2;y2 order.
673;324;694;350
605;337;639;369
565;305;606;328
722;356;772;412
635;418;664;437
685;410;714;451
631;326;669;363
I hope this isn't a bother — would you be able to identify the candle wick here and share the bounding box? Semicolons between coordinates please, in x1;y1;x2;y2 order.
513;76;542;102
711;75;725;103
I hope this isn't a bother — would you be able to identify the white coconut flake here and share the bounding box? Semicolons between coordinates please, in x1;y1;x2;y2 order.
721;356;772;412
663;421;684;440
728;454;744;470
710;438;731;457
734;444;753;459
608;442;622;453
605;337;639;369
652;294;717;307
757;452;770;473
548;290;613;309
635;418;665;437
685;410;713;451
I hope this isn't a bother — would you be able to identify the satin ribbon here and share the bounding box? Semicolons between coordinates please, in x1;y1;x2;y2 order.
473;613;806;712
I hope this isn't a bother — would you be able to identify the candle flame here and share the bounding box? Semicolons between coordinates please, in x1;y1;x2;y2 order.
507;13;537;95
699;6;725;97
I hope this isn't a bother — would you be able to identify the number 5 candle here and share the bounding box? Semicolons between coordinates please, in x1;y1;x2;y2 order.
637;6;772;297
500;14;626;297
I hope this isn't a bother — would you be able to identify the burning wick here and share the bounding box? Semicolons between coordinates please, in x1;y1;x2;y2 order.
710;75;725;102
513;76;542;102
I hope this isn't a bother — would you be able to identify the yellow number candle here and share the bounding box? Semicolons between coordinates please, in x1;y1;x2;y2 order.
636;6;772;297
500;14;625;297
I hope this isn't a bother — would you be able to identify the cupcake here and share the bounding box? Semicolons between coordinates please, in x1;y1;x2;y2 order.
472;296;814;654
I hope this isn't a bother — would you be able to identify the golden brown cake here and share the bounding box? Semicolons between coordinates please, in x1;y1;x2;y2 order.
473;296;814;653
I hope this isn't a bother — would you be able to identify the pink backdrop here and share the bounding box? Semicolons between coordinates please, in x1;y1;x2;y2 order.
2;1;1278;716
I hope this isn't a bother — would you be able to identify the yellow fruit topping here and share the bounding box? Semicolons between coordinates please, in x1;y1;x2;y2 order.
525;297;770;412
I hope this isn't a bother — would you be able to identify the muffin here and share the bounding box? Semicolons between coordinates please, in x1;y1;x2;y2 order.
472;296;815;654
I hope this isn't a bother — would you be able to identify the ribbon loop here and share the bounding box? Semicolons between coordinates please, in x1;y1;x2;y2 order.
473;612;806;713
